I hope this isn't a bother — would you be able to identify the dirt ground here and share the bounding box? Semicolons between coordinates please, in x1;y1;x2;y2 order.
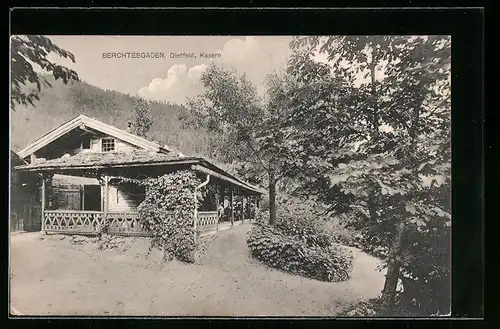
10;223;385;316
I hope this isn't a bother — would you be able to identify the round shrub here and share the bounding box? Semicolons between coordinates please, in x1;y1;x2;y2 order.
247;223;354;282
274;208;332;248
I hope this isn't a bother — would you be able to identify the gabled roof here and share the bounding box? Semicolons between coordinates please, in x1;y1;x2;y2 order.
10;150;40;180
10;150;28;167
17;114;171;159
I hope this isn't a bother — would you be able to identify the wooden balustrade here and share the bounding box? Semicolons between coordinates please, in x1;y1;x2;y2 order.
43;209;222;236
107;212;150;236
43;210;152;236
197;211;219;230
197;211;218;227
43;210;105;234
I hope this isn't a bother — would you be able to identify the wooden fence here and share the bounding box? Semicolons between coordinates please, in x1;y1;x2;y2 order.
43;210;221;236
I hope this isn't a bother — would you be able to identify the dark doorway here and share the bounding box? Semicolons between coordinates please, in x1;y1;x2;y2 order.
83;185;101;211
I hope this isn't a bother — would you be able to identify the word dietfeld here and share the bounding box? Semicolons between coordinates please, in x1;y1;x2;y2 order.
170;52;222;59
102;52;222;59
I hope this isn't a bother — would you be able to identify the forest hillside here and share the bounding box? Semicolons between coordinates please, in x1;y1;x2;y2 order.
10;74;216;158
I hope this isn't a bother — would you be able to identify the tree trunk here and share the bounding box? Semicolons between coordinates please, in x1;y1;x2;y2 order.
381;219;405;307
370;45;379;140
268;170;277;225
367;190;378;222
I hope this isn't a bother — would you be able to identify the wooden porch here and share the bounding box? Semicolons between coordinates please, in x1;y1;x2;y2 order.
36;168;261;238
16;152;263;239
41;209;249;237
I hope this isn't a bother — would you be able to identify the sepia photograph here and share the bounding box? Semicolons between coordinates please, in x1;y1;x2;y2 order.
9;34;451;317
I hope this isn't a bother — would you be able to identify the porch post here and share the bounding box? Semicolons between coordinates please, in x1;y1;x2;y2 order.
193;192;197;243
241;192;245;223
219;185;225;225
247;195;251;221
41;174;46;234
214;187;220;232
101;175;109;226
81;185;85;211
229;185;234;226
252;195;256;221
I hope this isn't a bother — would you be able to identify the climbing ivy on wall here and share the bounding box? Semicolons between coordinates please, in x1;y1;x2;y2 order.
117;170;204;263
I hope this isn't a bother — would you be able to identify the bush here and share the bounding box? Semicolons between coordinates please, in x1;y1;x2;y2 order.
275;210;332;248
254;209;270;225
247;223;354;282
323;214;358;246
120;171;203;263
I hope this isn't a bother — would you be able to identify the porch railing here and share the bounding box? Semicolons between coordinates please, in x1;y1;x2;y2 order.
107;212;151;236
197;211;218;227
43;210;150;236
44;210;105;234
43;210;221;236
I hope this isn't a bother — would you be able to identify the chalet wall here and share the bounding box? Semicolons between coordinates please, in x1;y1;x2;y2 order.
52;184;82;210
52;175;100;211
108;182;145;212
91;138;100;152
49;176;144;212
71;137;139;155
53;174;99;186
116;139;137;153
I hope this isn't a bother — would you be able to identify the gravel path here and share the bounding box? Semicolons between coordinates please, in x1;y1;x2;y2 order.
10;223;385;316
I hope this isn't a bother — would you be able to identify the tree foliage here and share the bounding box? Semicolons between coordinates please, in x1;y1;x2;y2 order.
181;64;264;164
279;35;451;315
181;64;291;224
11;35;79;110
128;97;153;137
118;171;204;263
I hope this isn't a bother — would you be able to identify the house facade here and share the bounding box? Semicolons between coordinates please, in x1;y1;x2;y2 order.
14;115;264;237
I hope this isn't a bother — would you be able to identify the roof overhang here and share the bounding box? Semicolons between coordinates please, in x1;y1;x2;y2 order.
192;163;266;195
14;157;265;195
14;158;201;172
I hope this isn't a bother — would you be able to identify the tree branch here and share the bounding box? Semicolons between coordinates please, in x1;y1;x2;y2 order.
237;127;269;173
425;98;449;118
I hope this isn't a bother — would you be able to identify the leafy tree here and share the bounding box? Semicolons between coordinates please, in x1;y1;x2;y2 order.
11;35;79;110
180;64;294;224
282;36;451;314
128;97;153;137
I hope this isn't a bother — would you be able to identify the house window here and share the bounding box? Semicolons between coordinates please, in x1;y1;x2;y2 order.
82;138;91;149
101;138;116;152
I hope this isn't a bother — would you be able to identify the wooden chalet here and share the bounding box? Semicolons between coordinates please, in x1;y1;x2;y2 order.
14;115;264;238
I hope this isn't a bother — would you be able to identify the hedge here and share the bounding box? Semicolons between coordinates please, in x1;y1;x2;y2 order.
274;211;332;248
247;223;354;282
